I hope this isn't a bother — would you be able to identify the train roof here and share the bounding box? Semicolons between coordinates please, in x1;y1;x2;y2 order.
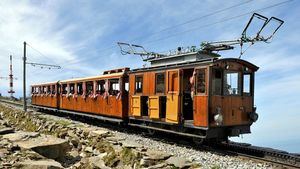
59;72;125;83
31;81;58;87
130;57;259;73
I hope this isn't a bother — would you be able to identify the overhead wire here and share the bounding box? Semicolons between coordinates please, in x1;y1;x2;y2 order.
63;0;292;68
142;0;293;45
60;0;255;67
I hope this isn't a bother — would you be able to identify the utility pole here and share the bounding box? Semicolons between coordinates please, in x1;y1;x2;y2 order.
22;41;61;112
23;41;27;112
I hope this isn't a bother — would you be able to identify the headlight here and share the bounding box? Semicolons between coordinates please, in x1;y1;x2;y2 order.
214;107;223;125
249;107;258;122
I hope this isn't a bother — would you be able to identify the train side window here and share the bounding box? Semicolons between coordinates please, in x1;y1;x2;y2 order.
86;81;93;95
125;82;129;92
47;86;51;94
51;85;56;94
43;86;47;94
96;80;105;95
109;79;120;95
196;69;206;94
135;76;143;93
212;69;222;95
70;83;75;94
223;71;241;95
155;73;165;94
243;74;251;96
62;84;67;94
77;83;83;95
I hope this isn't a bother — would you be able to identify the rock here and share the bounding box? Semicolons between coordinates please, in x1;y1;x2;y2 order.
69;150;79;158
91;129;109;137
140;158;155;167
15;134;70;160
145;150;172;160
148;163;168;169
79;152;87;158
106;136;125;142
166;156;192;169
0;127;14;135
70;138;80;148
0;148;9;158
89;155;111;169
2;131;39;142
121;141;142;149
85;146;93;153
14;159;63;169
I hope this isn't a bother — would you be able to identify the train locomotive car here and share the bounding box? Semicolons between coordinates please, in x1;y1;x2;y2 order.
31;50;259;142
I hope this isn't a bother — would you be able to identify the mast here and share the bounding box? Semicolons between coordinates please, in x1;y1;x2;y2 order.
8;55;15;98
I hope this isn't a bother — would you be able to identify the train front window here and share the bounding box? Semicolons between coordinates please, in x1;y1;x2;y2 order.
243;74;251;96
223;71;241;95
212;69;222;95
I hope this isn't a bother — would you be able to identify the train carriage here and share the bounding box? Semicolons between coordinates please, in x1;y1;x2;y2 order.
31;82;59;108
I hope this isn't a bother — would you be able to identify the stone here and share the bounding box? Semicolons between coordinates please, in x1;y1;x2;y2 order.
145;150;172;160
166;156;192;169
0;127;14;135
148;163;168;169
140;158;155;167
2;131;39;142
89;155;111;169
105;136;125;145
0;148;9;158
121;141;142;149
91;129;109;137
85;146;93;153
15;134;70;160
14;159;63;169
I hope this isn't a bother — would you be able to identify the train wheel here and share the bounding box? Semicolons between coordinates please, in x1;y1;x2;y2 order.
147;128;156;135
192;137;204;145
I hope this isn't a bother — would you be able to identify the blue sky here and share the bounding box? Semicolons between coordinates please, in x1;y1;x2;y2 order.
0;0;299;152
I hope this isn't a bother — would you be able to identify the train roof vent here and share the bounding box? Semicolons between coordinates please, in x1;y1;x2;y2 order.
103;67;130;75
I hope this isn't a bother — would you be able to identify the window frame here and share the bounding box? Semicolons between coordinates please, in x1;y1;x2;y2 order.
109;78;120;96
135;75;143;94
77;82;83;95
223;70;242;96
61;84;68;95
195;68;207;95
155;72;166;94
96;80;106;95
86;81;94;96
242;72;253;96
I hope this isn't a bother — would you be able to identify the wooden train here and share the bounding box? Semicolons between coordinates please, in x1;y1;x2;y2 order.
31;53;259;142
31;13;284;142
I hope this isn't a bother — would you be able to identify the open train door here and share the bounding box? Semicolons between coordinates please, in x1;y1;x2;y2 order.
166;70;181;124
193;67;209;127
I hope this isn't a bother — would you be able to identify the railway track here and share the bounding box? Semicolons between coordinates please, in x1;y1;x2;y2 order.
1;99;299;168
